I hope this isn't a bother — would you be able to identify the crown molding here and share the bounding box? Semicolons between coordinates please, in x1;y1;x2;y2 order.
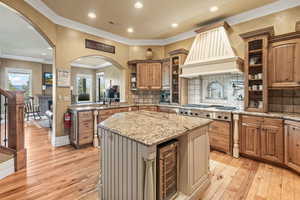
23;0;300;46
0;53;52;64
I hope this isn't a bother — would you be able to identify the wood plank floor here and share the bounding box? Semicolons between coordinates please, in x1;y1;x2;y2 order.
0;124;299;200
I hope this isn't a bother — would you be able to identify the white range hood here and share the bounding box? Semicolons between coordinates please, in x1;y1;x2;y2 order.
180;22;244;78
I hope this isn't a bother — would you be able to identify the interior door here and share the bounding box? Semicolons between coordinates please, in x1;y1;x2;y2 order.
261;125;284;163
241;122;261;157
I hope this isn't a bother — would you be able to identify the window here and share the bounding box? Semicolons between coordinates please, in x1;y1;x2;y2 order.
5;68;32;98
96;72;105;102
76;74;92;102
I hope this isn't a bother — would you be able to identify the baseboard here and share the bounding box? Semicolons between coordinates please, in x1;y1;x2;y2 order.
0;158;14;180
51;135;70;147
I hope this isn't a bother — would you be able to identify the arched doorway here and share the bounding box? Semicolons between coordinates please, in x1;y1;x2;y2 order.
70;55;126;104
0;3;55;144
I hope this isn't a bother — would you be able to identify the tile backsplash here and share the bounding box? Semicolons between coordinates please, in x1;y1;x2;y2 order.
188;73;244;109
269;89;300;113
131;90;160;104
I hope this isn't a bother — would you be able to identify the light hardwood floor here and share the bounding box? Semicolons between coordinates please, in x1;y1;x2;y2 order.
0;124;299;200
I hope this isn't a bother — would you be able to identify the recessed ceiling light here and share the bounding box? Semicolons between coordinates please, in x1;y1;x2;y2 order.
127;28;134;33
171;23;178;28
77;58;82;61
88;12;96;19
134;2;143;9
47;47;52;50
41;53;46;56
210;6;219;12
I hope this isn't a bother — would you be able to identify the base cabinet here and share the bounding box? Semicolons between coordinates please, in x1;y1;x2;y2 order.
285;121;300;173
240;115;284;164
208;121;231;154
241;121;261;157
261;125;284;163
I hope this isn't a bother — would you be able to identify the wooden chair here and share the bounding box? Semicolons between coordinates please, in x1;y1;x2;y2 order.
24;97;41;121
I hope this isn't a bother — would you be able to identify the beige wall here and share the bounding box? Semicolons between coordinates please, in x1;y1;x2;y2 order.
129;46;165;60
0;58;43;97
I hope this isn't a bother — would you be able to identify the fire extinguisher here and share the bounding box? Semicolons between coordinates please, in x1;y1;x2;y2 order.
64;112;72;129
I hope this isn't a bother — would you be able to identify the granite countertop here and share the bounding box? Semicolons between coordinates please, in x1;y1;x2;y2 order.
98;111;212;146
68;102;300;122
233;110;300;122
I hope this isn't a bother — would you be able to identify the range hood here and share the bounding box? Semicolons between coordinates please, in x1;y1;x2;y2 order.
180;22;244;78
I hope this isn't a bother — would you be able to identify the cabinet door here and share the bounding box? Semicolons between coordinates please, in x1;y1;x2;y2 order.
137;63;149;89
269;39;300;87
188;129;209;194
148;63;162;89
285;125;300;172
261;125;284;163
209;121;230;154
241;123;261;157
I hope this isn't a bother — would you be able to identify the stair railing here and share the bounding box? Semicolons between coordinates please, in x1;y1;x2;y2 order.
0;88;26;171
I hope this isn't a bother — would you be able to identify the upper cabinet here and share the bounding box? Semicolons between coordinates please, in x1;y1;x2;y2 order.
269;38;300;88
129;60;162;90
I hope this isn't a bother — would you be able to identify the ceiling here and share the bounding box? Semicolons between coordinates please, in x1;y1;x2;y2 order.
0;4;52;63
71;56;112;69
42;0;277;39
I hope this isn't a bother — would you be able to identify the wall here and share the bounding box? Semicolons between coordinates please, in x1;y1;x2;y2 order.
129;46;165;60
0;58;43;97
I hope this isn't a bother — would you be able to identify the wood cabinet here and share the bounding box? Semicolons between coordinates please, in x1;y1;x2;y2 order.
136;62;162;90
269;39;300;88
157;140;178;200
138;105;158;112
241;120;261;157
261;123;284;163
240;115;284;163
243;35;269;112
70;111;94;148
208;121;231;154
285;120;300;173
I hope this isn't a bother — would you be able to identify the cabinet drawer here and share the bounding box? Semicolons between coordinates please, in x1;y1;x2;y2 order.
139;106;158;111
79;121;93;133
242;115;263;125
263;118;283;127
78;111;93;121
118;107;129;112
79;134;93;145
99;109;113;115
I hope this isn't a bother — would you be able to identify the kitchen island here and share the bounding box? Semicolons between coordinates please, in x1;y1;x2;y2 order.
98;110;212;200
